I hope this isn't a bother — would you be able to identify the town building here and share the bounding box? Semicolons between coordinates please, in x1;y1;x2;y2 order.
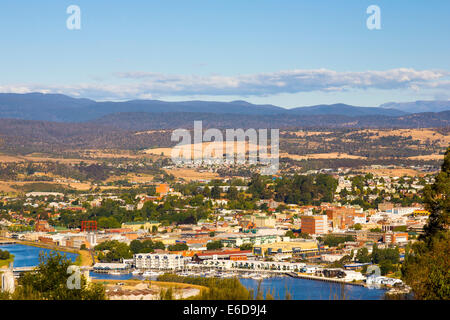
121;221;161;232
301;215;328;234
383;232;408;244
134;253;187;270
253;240;318;256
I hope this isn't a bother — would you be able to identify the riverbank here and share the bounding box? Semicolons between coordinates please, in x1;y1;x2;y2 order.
92;279;206;300
0;255;14;269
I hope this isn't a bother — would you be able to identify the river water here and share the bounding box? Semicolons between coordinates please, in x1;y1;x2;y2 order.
0;243;78;267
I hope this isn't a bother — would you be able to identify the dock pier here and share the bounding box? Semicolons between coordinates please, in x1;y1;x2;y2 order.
285;272;367;287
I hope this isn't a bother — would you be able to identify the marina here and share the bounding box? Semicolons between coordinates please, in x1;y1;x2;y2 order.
87;270;387;300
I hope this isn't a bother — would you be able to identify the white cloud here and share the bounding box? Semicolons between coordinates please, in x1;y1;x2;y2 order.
1;68;449;100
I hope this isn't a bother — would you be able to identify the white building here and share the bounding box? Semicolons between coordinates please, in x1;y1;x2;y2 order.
343;270;366;282
366;275;403;286
202;259;306;272
134;253;187;270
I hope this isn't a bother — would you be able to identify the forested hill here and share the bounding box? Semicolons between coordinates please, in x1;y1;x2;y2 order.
90;110;450;130
0;93;408;122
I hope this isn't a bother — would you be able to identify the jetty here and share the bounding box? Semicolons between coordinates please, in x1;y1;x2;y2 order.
285;272;367;287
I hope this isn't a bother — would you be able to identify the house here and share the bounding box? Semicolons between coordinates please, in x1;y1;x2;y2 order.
35;220;55;232
156;184;172;196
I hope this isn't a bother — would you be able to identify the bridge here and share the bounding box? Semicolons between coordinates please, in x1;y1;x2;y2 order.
0;240;16;245
12;266;92;273
12;266;37;273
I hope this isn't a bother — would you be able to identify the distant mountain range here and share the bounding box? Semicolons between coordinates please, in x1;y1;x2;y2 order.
0;93;432;122
288;104;406;117
89;111;450;131
380;100;450;113
0;93;448;129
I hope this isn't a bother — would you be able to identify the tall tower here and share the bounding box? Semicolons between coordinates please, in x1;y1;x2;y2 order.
87;232;97;247
81;221;98;248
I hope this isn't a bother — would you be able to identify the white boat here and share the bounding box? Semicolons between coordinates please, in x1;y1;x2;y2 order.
132;270;141;276
249;273;266;280
143;271;162;278
109;271;121;275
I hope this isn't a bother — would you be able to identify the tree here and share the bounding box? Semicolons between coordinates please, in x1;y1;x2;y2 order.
168;243;188;251
129;239;164;254
239;243;254;251
207;241;223;251
211;186;221;199
402;234;450;299
129;240;144;254
402;147;450;299
421;147;450;241
322;235;353;247
227;186;239;200
14;252;106;300
353;223;362;230
285;230;295;238
0;249;11;260
95;240;133;262
355;247;371;263
97;216;121;229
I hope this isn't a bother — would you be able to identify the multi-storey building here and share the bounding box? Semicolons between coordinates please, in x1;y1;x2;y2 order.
301;215;328;235
220;234;280;248
383;232;408;244
134;253;187;270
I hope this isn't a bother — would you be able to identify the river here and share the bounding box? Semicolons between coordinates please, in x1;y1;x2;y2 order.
88;272;386;300
0;243;79;267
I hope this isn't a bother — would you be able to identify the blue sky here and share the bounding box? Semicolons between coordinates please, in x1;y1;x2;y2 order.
0;0;449;107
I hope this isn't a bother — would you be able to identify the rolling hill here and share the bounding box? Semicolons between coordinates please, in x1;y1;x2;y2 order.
0;93;410;122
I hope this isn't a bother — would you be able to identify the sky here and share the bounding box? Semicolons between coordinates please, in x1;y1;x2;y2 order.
0;0;449;107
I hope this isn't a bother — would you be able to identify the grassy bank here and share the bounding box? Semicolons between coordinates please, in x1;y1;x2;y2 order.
92;279;207;291
0;255;14;268
156;274;253;300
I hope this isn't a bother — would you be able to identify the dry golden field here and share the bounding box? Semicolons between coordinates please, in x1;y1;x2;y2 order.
165;168;220;181
358;168;433;177
280;152;367;160
351;129;450;147
145;141;263;159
